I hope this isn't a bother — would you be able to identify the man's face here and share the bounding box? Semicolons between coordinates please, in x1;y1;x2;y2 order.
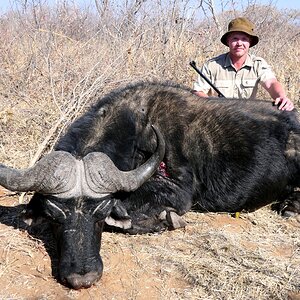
227;32;251;58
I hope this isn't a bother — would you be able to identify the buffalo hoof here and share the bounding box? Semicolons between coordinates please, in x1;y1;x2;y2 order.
273;191;300;219
63;271;101;289
159;209;187;230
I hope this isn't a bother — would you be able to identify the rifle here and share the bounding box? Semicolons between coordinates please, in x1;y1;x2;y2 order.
189;61;225;98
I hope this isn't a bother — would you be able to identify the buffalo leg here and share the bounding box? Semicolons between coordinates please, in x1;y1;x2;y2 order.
118;176;193;234
273;190;300;218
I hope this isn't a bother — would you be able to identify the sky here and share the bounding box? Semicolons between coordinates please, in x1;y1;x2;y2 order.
0;0;299;12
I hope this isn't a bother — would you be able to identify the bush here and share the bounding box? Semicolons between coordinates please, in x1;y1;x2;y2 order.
0;0;299;166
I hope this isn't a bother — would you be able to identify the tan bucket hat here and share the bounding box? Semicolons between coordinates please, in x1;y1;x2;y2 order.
221;17;259;47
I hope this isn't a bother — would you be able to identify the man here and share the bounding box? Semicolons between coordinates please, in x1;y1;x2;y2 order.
193;17;294;111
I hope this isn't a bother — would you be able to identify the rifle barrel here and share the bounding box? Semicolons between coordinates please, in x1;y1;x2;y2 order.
190;61;225;98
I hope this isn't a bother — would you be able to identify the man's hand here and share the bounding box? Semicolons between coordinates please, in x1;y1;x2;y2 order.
193;90;209;98
262;79;294;111
273;96;294;111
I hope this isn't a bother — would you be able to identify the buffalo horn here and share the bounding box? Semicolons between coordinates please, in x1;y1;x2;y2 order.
83;125;165;193
0;151;77;194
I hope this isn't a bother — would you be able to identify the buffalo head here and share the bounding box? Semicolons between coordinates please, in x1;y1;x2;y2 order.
0;125;165;289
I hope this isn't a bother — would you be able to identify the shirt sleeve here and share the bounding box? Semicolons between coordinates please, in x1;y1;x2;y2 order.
193;62;212;93
256;57;276;83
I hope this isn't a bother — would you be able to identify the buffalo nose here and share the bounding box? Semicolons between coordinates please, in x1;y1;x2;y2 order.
64;271;101;289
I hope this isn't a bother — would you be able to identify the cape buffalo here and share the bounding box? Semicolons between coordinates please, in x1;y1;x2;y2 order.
0;81;299;289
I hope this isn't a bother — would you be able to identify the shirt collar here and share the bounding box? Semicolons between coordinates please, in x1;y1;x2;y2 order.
224;53;254;69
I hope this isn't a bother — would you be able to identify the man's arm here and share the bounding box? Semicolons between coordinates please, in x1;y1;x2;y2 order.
261;78;294;111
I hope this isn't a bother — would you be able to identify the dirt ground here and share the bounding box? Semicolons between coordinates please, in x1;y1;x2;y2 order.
0;187;299;300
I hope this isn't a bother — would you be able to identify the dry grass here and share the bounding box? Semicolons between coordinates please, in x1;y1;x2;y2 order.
0;0;299;299
0;192;299;299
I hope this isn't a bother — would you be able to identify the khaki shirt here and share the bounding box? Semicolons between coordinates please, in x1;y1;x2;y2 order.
193;53;276;99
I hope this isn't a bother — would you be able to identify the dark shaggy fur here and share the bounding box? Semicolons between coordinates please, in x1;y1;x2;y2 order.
55;81;300;233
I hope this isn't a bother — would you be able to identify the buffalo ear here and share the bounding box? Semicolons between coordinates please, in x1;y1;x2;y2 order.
21;194;47;226
105;200;132;229
21;208;46;226
110;201;130;220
